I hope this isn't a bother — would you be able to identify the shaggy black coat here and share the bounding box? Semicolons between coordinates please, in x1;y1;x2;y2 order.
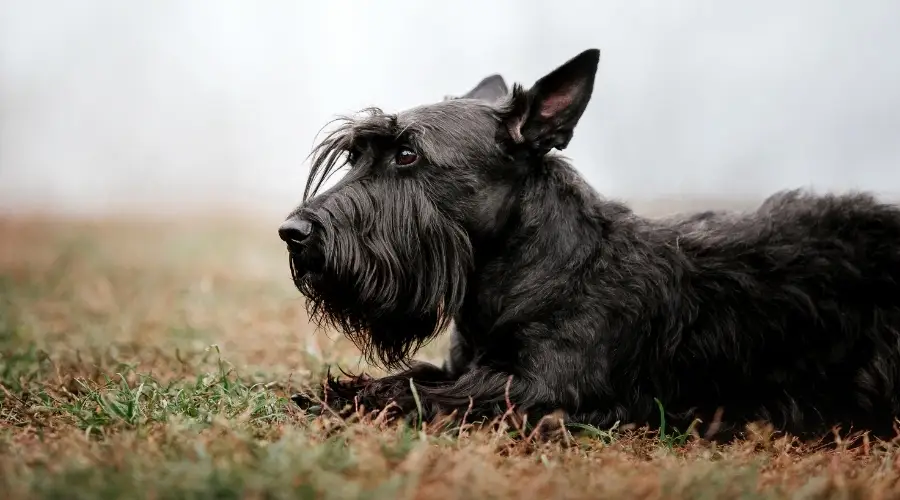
279;48;900;440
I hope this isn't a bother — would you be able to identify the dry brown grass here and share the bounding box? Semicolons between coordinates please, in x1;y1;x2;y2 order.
3;211;900;499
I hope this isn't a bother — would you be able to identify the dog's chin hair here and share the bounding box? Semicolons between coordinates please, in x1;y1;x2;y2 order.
289;210;473;371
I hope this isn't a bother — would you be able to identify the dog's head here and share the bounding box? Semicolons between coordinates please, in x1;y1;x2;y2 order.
280;49;601;369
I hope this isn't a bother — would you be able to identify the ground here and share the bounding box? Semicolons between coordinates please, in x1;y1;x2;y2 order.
2;211;900;499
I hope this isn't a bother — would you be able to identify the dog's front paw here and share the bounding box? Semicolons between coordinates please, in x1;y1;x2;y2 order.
290;392;323;414
289;369;433;424
291;371;382;415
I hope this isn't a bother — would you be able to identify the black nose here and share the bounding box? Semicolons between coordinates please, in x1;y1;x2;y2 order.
279;218;314;246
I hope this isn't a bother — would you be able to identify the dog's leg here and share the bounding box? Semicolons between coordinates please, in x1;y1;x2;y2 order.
441;325;474;379
293;361;453;415
343;366;535;426
292;331;473;415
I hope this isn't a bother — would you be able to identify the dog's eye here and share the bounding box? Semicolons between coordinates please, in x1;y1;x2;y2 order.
394;148;418;167
346;149;359;165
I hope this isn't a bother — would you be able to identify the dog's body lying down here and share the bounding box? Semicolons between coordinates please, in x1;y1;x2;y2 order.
280;48;900;440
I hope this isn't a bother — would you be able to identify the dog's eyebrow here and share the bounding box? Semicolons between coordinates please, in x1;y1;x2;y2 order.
394;118;418;142
351;112;398;138
395;131;423;153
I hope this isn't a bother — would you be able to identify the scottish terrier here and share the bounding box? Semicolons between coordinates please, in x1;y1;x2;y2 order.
280;48;900;440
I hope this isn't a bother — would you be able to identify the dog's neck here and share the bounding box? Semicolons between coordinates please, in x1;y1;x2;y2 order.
495;154;622;259
459;155;635;328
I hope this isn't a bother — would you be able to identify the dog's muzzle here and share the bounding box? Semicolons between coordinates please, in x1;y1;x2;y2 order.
279;215;323;276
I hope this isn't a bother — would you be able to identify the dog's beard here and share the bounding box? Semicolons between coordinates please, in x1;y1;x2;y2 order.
290;184;473;370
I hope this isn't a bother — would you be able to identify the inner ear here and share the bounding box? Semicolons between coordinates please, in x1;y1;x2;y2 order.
538;84;579;118
504;49;600;153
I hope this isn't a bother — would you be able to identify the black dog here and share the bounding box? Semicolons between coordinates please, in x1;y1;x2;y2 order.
279;48;900;440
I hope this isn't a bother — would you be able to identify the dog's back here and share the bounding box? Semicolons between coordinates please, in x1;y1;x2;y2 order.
649;189;900;436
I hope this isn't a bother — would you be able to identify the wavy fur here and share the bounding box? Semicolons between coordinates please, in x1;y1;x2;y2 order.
282;49;900;441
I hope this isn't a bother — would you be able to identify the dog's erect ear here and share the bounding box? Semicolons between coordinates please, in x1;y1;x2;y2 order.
504;48;600;154
460;74;509;102
443;74;509;103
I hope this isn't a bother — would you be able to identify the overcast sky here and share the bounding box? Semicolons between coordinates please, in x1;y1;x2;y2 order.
1;0;899;215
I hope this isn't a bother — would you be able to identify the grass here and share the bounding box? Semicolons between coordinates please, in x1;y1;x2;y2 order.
3;213;900;499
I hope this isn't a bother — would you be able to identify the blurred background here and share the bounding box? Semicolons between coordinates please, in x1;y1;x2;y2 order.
1;0;900;217
5;4;900;494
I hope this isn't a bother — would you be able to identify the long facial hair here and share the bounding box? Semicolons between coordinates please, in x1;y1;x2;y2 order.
291;109;474;370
